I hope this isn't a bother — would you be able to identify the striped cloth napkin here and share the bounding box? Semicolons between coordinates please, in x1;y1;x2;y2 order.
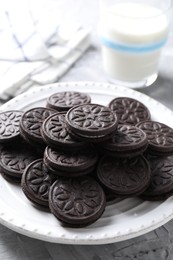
0;1;91;103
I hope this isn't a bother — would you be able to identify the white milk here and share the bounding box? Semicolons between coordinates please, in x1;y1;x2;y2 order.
100;3;169;83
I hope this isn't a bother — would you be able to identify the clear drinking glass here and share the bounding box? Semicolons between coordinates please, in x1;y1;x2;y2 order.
99;0;173;88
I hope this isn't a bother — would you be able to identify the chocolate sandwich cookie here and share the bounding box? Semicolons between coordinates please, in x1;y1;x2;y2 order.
46;91;91;112
21;159;55;208
20;107;55;147
66;104;118;142
137;121;173;156
97;155;151;197
0;110;23;143
99;124;148;158
41;112;88;151
0;171;20;183
0;142;39;182
44;146;98;177
66;125;116;143
109;97;151;125
49;176;106;226
141;155;173;200
43;160;96;178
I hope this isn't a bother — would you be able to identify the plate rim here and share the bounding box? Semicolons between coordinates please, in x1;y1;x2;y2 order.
1;81;173;245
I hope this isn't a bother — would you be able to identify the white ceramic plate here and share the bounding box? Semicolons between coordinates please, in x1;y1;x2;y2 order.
0;81;173;245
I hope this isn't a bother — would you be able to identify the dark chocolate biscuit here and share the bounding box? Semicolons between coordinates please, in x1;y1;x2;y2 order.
41;112;87;151
0;170;21;183
46;91;91;111
19;107;55;146
97;155;151;196
49;176;106;226
0;142;39;182
66;104;118;141
43;159;95;177
66;125;116;143
21;159;55;207
0;110;23;143
137;121;173;156
141;155;173;200
99;124;148;157
44;146;98;173
109;97;151;125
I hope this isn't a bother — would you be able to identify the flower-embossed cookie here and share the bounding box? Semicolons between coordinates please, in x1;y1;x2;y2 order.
109;97;151;125
0;110;23;143
66;104;118;142
97;155;151;197
141;155;173;200
41;112;88;151
46;91;91;112
20;107;55;147
44;146;98;177
49;176;106;226
21;159;55;208
99;124;148;157
0;142;39;182
137;121;173;156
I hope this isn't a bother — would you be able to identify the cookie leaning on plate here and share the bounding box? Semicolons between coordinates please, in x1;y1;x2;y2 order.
66;104;118;142
141;155;173;200
21;159;55;208
49;176;106;227
0;141;40;182
97;155;151;197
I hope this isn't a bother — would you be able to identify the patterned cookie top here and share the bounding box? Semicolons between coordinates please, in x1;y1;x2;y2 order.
101;124;148;151
41;112;86;150
66;104;118;137
109;97;151;125
20;107;55;143
137;121;173;152
44;146;98;172
21;159;55;207
97;155;151;196
47;91;91;111
49;177;106;225
0;110;23;143
0;143;39;178
142;156;173;197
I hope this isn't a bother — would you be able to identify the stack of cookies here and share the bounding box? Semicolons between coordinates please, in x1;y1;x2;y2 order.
1;91;173;227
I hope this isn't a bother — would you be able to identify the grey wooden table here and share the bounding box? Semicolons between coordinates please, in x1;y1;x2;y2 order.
0;1;173;259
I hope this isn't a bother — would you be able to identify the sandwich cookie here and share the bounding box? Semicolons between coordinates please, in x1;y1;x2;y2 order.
97;155;151;197
44;146;98;177
0;110;23;143
137;120;173;156
49;176;106;227
109;97;151;125
66;104;118;142
21;159;55;208
46;91;91;112
41;112;88;151
99;124;148;157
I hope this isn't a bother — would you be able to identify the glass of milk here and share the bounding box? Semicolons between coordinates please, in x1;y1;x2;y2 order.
99;0;172;88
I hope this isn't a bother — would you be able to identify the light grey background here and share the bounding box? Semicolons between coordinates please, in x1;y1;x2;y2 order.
0;0;173;259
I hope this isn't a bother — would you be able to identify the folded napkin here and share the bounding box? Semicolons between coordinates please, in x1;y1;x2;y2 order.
0;1;91;102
